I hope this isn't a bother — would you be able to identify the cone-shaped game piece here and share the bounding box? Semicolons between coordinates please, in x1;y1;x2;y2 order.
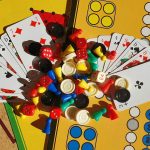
43;118;52;134
48;70;57;82
54;67;63;82
48;83;61;95
92;108;107;121
61;99;75;111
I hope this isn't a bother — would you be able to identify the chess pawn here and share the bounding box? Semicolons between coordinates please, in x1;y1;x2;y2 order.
43;118;52;134
92;108;107;121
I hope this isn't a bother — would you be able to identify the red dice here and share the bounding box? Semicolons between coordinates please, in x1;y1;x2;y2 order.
21;103;36;116
76;49;88;60
50;107;62;119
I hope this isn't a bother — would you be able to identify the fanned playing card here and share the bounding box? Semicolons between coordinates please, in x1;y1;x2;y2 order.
108;61;150;111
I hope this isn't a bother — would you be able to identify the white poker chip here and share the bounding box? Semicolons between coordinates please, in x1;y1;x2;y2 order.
62;62;76;76
76;110;90;125
95;89;104;99
62;53;76;62
65;106;78;120
115;77;128;89
60;79;75;94
84;82;97;96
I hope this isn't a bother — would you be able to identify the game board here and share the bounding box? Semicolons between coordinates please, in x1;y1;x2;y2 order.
1;0;150;150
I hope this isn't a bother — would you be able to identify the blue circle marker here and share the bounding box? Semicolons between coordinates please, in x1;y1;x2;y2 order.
68;140;80;150
81;142;94;150
144;122;150;133
70;126;82;138
146;110;150;120
142;135;150;146
84;128;96;141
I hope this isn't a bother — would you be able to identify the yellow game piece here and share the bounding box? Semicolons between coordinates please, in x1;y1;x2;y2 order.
32;96;39;105
87;85;95;93
78;79;89;90
62;44;75;57
76;62;88;72
54;67;63;82
90;1;102;12
101;16;113;27
93;46;103;57
88;14;99;25
20;113;26;119
103;3;115;14
101;55;107;62
38;86;46;94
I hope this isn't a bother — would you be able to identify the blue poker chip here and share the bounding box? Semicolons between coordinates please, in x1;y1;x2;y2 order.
142;135;150;146
70;126;82;138
84;128;96;141
144;122;150;133
81;142;94;150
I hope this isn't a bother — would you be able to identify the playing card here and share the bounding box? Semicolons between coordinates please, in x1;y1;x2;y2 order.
1;33;27;74
103;33;123;72
6;14;52;72
109;39;149;73
108;61;150;111
97;35;111;71
105;34;135;74
110;47;150;73
0;39;26;78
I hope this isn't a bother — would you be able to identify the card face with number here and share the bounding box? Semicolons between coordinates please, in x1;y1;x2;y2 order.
106;34;135;74
111;47;150;73
103;33;123;72
97;35;111;72
108;61;150;111
6;14;52;71
110;39;148;73
1;33;27;74
0;40;26;78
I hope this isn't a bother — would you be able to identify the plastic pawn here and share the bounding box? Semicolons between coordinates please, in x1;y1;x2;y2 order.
61;99;75;111
92;108;107;121
106;104;118;120
43;117;52;134
48;83;61;95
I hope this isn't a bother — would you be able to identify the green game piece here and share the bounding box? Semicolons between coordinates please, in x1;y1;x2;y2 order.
87;49;98;62
61;99;74;111
91;62;98;71
92;108;107;121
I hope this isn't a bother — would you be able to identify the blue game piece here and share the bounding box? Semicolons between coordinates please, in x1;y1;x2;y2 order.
43;118;52;134
48;70;57;82
73;74;88;81
142;135;150;146
144;122;150;133
67;140;80;150
48;83;61;95
70;126;82;138
61;93;77;103
81;142;94;150
146;109;150;120
84;128;96;141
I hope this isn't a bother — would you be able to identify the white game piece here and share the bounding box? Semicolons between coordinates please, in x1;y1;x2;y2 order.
95;89;104;99
62;53;76;62
143;14;150;24
65;106;78;120
84;82;98;96
126;132;137;143
129;107;140;117
115;77;128;89
141;26;150;37
145;2;150;12
62;62;76;76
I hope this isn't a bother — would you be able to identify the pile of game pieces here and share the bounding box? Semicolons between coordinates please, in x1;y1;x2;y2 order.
0;10;150;135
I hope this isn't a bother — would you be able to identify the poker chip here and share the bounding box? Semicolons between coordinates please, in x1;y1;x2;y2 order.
74;94;89;109
95;89;104;99
65;106;78;120
115;77;128;89
76;110;90;125
62;52;76;62
115;88;130;103
60;79;75;94
62;62;76;76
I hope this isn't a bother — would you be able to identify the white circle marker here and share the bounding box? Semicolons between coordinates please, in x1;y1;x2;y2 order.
129;107;140;117
145;2;150;12
124;145;135;150
143;14;150;24
62;62;76;76
126;132;137;143
60;79;75;94
141;26;150;37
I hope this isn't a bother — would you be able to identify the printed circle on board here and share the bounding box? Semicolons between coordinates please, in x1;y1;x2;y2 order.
146;109;150;120
67;140;80;150
84;128;96;141
88;14;100;25
124;145;135;150
144;122;150;133
81;142;94;150
70;126;82;138
101;16;113;27
141;26;150;37
127;118;139;131
145;2;150;12
103;3;115;14
90;1;102;12
143;14;150;25
125;132;137;143
142;135;150;146
129;107;140;117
